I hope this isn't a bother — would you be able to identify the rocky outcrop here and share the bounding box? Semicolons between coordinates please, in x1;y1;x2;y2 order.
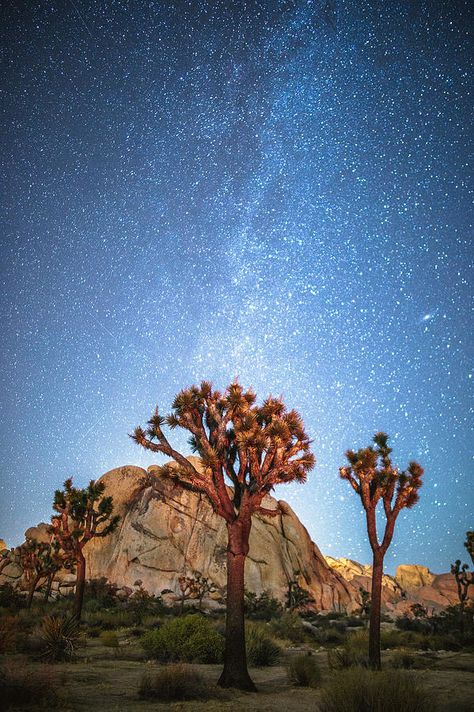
325;557;467;615
83;462;355;612
395;565;435;591
1;460;469;615
324;556;403;605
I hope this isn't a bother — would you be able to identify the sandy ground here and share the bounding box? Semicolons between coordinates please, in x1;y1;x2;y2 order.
3;641;474;711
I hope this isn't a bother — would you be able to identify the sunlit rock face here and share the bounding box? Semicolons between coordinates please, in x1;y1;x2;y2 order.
324;556;403;605
324;557;463;614
83;460;355;612
395;564;435;591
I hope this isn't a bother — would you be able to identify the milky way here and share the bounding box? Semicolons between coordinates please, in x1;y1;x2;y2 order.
1;1;472;573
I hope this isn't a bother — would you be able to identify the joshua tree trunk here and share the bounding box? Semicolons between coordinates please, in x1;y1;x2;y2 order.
27;573;41;609
44;573;54;602
218;519;256;691
74;550;86;620
369;552;384;670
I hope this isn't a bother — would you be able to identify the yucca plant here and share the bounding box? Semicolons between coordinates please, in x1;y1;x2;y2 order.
38;615;80;662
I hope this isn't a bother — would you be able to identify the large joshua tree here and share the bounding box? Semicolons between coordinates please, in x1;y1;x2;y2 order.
51;479;120;620
132;381;315;690
339;432;423;670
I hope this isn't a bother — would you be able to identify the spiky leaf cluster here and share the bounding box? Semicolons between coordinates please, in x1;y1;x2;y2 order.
465;531;474;566
19;539;65;581
339;432;423;515
51;477;120;555
131;381;315;522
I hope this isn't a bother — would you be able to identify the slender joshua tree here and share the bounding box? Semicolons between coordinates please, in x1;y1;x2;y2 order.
339;432;423;669
51;478;120;620
132;381;315;690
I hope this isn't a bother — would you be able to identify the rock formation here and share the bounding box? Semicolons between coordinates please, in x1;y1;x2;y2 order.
83;462;355;611
0;460;469;614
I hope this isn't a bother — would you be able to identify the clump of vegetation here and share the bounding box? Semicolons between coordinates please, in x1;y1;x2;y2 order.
0;616;17;653
287;653;321;687
37;615;81;662
140;614;224;663
0;664;63;708
269;610;307;643
286;578;314;612
328;630;369;669
246;624;281;667
0;582;25;611
245;589;283;620
319;668;433;712
99;630;119;649
389;649;419;669
138;663;212;702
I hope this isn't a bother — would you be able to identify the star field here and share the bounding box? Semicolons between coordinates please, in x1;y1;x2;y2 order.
1;1;472;573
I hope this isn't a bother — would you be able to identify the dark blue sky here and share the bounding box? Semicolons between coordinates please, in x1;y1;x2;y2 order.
1;0;472;573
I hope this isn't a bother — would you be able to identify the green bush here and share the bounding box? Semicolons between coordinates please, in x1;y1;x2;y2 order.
0;583;25;611
140;615;224;663
287;653;321;687
319;668;433;712
138;663;212;701
244;590;283;620
389;649;419;669
0;664;63;709
328;629;368;669
246;624;281;667
82;609;136;630
99;630;119;648
0;616;17;653
270;611;307;643
37;615;81;662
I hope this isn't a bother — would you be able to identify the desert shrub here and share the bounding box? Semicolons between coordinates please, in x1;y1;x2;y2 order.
389;648;418;669
99;630;119;648
270;610;307;643
328;629;368;669
0;616;17;653
37;615;80;662
395;615;432;634
287;653;321;687
82;609;136;630
319;668;433;712
246;624;281;667
84;577;118;608
315;627;347;647
128;585;165;620
244;590;283;620
0;664;62;709
138;663;211;701
140;615;224;663
0;583;24;610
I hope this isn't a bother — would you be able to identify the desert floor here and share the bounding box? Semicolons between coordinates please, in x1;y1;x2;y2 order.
3;637;473;712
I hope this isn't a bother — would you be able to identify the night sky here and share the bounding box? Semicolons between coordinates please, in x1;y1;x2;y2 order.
1;1;472;574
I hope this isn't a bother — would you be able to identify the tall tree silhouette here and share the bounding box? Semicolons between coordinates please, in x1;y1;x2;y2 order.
132;381;314;690
339;432;423;669
51;479;120;619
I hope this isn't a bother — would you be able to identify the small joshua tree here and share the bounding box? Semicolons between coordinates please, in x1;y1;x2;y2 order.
286;577;314;612
51;478;120;620
451;532;474;633
339;432;423;669
20;539;65;608
192;572;215;611
132;381;314;690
